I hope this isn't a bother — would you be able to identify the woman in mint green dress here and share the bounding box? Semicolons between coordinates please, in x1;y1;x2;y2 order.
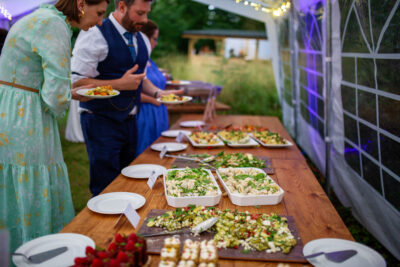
0;0;109;253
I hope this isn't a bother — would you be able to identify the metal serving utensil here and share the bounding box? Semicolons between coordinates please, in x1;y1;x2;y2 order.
12;246;68;264
304;249;357;263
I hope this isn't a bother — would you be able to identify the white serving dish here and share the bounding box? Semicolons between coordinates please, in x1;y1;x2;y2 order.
249;133;293;148
217;134;259;148
186;133;225;148
216;167;284;206
157;96;192;104
163;168;222;208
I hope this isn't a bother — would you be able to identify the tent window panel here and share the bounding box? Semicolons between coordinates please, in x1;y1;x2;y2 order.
300;69;308;87
376;59;400;95
284;91;292;107
315;54;323;73
344;114;359;145
341;85;356;114
344;141;361;175
380;134;400;177
379;96;400;137
358;90;377;125
357;58;376;89
342;57;355;83
316;75;324;96
317;98;325;120
280;50;290;63
359;123;379;160
283;64;291;78
301;103;310;124
382;170;400;212
376;4;400;54
298;52;307;67
318;118;325;138
300;86;308;104
342;9;370;53
361;154;383;195
370;0;397;53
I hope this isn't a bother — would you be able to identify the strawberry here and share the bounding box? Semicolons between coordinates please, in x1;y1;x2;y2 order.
115;233;124;243
92;258;104;267
97;251;109;259
85;246;96;256
117;251;128;262
74;257;88;265
128;233;137;243
125;240;135;251
109;259;121;267
107;242;117;252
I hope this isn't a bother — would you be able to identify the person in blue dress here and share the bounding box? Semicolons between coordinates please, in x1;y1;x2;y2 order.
136;20;171;155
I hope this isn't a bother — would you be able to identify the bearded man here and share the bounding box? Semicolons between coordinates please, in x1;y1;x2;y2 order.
71;0;179;196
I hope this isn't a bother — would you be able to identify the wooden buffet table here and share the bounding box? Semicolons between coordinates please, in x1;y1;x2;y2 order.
61;114;353;266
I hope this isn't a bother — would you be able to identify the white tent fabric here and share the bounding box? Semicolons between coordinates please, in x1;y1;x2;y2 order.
194;0;400;260
0;0;56;30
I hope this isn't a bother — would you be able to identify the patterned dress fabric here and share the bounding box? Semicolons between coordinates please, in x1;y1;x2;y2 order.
136;59;169;156
0;4;74;252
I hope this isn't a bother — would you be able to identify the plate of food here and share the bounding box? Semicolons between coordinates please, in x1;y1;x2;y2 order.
157;94;192;104
186;131;224;147
76;85;119;99
216;167;284;206
250;131;293;147
166;80;191;85
232;124;269;132
164;168;221;207
217;130;259;147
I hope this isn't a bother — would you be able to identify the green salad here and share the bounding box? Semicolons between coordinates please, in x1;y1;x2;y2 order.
146;206;297;254
166;168;219;197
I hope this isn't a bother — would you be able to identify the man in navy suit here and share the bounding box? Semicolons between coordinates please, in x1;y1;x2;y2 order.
71;0;179;196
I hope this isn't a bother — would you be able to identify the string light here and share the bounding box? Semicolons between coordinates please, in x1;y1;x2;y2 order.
233;0;291;17
0;2;12;20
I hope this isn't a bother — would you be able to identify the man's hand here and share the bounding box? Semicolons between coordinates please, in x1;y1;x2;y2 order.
117;65;146;90
71;84;95;102
158;88;184;96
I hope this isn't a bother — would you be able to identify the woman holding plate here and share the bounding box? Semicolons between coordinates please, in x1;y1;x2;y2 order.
0;0;108;252
136;20;173;156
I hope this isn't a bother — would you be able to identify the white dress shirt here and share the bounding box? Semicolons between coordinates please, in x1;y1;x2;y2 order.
71;13;151;84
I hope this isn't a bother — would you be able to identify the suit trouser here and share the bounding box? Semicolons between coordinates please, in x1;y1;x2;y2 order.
80;112;137;196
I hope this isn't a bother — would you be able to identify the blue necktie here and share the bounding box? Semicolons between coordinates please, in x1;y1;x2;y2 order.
123;32;137;62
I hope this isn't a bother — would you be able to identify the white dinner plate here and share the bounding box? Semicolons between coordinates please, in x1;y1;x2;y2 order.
121;164;166;179
303;238;386;267
157;96;192;104
150;142;188;152
161;130;192;138
87;192;146;214
166;80;191;85
179;120;205;128
76;88;120;99
13;233;95;267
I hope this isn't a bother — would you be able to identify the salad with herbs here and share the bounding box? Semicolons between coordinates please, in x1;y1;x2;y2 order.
213;152;265;169
217;130;250;144
146;205;297;254
166;168;219;197
252;131;288;145
218;167;281;195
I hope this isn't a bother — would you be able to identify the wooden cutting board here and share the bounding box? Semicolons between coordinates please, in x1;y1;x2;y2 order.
172;155;274;174
137;209;307;263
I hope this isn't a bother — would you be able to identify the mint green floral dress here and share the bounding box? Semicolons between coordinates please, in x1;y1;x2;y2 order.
0;4;74;253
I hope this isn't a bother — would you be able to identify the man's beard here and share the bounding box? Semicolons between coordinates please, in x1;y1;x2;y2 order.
121;12;144;32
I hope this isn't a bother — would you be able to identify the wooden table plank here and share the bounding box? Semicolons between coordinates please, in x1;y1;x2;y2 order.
61;114;352;266
166;101;231;113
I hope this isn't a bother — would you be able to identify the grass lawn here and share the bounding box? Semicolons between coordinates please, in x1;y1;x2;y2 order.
59;55;399;265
